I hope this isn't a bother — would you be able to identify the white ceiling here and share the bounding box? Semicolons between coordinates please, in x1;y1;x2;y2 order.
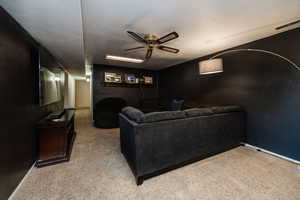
0;0;85;76
1;0;300;77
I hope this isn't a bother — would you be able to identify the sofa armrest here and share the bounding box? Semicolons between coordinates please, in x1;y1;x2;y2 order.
119;113;139;175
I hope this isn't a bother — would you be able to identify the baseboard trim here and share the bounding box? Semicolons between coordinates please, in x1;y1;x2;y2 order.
242;143;300;164
8;162;35;200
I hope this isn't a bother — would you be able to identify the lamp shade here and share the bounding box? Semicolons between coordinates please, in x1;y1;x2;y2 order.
199;58;223;75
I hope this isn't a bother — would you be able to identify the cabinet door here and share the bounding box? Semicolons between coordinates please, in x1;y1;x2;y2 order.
38;128;67;161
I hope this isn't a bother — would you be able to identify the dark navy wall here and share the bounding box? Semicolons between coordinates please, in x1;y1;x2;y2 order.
93;64;159;119
159;28;300;161
0;7;65;199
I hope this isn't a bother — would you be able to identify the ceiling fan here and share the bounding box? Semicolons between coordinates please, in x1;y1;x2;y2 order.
125;31;180;60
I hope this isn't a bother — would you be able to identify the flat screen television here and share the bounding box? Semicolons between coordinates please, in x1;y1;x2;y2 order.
39;66;62;106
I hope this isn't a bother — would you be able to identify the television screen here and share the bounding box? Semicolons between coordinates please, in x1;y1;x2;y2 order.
40;67;62;105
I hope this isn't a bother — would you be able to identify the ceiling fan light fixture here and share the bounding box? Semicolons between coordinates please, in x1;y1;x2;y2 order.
105;55;144;63
125;30;180;60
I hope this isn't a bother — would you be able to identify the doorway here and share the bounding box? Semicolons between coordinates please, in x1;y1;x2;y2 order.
75;79;91;110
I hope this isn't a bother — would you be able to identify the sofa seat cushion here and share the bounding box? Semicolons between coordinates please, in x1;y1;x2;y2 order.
184;108;213;117
211;105;243;114
141;111;186;123
122;106;144;122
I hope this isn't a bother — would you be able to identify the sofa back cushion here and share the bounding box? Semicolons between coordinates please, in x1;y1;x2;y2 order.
122;106;144;122
141;111;186;123
184;108;213;117
211;105;243;114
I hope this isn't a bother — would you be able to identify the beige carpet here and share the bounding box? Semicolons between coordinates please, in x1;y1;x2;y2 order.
11;110;300;200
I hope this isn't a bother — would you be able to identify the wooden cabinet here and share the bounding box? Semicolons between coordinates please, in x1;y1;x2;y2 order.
36;110;76;167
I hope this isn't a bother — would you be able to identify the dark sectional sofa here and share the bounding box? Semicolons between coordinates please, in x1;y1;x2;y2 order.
119;105;246;185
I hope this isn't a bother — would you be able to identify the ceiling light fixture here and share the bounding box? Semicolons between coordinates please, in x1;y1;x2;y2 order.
54;76;61;81
199;58;223;75
199;49;300;75
105;55;144;63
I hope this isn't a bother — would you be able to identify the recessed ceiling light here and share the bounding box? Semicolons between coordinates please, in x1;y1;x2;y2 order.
105;55;144;63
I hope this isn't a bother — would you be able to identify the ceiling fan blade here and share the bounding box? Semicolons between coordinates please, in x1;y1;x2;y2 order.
145;48;153;59
127;31;147;43
157;45;180;54
157;32;179;44
124;46;145;51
